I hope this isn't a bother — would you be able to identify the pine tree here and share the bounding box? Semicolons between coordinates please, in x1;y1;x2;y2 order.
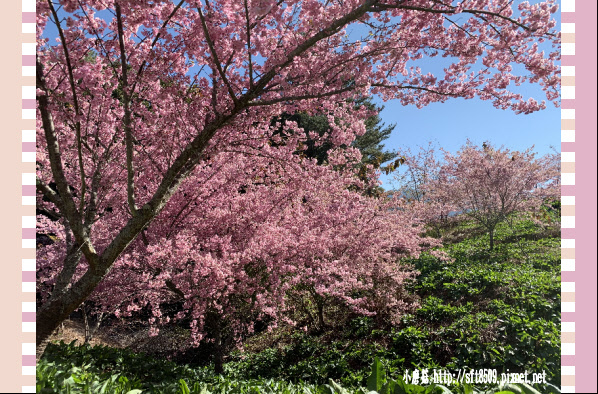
274;97;396;195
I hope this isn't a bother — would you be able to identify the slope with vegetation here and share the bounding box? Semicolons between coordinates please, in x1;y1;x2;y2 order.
38;207;561;394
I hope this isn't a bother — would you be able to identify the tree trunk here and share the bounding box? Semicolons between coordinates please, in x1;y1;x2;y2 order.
36;337;51;362
489;229;495;251
36;301;77;361
36;264;112;360
93;312;105;338
213;324;224;375
83;302;90;343
82;302;100;344
316;298;326;330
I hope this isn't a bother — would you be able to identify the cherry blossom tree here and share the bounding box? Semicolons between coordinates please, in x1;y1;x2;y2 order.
431;141;560;250
36;0;560;356
392;143;438;203
388;143;457;242
38;147;429;371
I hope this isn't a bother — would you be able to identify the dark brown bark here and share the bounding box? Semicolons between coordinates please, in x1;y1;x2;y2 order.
36;263;110;354
317;303;325;330
315;295;327;330
36;337;51;362
213;326;224;375
82;302;93;343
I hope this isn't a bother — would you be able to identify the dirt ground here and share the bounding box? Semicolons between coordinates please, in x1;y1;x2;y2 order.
48;318;124;348
47;317;193;360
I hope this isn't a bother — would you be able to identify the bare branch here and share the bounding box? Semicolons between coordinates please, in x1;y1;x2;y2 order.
243;0;255;88
115;2;138;216
246;86;355;107
196;4;239;106
369;2;544;34
47;0;87;214
36;178;63;209
372;83;459;97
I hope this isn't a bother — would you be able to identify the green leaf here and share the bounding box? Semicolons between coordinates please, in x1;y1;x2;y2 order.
380;380;395;394
327;379;349;394
367;357;385;392
515;383;541;394
179;379;191;394
497;384;523;394
542;383;561;394
97;378;110;394
434;384;454;394
391;378;409;394
318;384;335;394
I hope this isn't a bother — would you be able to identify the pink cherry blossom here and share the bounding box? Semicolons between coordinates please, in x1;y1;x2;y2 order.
35;0;560;357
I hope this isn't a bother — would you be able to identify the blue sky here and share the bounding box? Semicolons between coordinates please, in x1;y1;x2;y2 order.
343;7;562;190
373;91;560;189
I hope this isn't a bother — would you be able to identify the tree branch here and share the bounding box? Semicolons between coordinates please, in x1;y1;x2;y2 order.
36;178;64;209
240;0;374;104
243;0;255;88
371;83;459;97
47;0;87;214
115;2;138;217
196;4;239;106
37;58;82;233
369;2;538;34
37;57;100;269
246;86;354;107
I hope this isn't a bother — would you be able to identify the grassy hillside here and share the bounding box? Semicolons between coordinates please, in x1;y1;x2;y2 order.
38;213;561;393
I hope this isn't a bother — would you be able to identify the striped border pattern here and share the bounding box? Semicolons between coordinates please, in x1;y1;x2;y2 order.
22;0;36;392
560;0;576;392
17;0;580;392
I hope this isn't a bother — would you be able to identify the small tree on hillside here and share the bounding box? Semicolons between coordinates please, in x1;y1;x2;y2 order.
432;141;560;250
392;143;439;203
391;143;453;236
